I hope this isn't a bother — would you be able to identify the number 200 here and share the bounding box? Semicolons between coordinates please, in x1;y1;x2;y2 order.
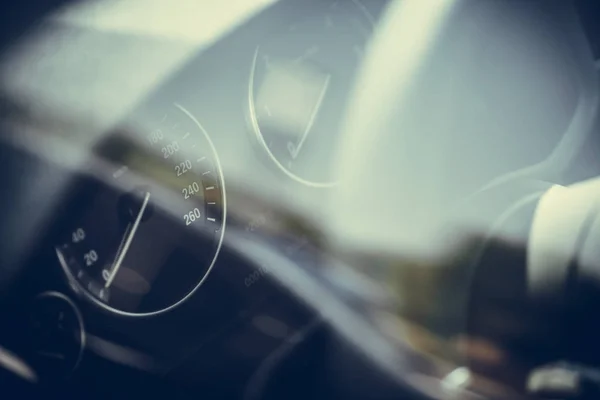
161;141;180;158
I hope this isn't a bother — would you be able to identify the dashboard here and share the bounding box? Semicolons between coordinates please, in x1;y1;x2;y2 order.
0;1;393;399
1;1;600;399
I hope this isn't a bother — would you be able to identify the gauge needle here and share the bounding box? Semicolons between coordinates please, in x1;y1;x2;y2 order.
105;192;151;288
105;223;132;281
288;74;331;160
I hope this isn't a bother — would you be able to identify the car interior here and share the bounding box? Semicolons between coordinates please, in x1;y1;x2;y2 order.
2;1;600;399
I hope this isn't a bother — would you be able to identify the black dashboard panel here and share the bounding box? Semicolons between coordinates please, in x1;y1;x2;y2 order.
0;0;391;398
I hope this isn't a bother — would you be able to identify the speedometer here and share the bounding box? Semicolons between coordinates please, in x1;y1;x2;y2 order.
56;103;226;316
248;0;373;187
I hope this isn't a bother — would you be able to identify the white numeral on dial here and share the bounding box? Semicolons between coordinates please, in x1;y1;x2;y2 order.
84;250;98;266
183;208;202;225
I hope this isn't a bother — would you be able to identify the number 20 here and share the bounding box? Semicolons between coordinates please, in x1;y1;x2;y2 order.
84;250;98;266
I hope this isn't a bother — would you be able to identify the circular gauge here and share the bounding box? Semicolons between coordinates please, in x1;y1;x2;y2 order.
28;292;85;378
248;0;373;187
56;103;226;316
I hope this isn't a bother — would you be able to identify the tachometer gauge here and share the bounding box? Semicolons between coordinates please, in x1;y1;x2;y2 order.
56;103;226;316
248;0;373;187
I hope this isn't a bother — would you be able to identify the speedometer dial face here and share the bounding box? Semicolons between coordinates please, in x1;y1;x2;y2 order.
248;0;372;187
56;103;225;316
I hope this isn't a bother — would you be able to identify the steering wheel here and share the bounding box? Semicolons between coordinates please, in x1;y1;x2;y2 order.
326;0;599;398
